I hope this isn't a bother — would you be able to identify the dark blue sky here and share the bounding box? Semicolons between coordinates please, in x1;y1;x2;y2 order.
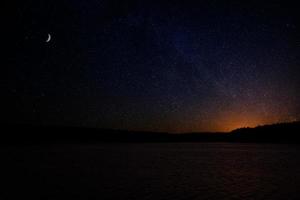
3;0;300;132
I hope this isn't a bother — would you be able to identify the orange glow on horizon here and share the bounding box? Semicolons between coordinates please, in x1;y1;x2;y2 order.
181;106;293;133
208;111;286;132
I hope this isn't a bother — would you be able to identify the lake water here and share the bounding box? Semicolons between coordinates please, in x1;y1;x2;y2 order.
1;143;300;199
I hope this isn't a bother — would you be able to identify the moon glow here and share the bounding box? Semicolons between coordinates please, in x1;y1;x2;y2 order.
46;34;51;43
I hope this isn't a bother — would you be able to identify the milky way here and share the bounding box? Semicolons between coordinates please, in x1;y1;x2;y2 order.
3;1;300;132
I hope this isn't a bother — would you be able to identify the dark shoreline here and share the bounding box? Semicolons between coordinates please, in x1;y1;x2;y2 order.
1;121;299;145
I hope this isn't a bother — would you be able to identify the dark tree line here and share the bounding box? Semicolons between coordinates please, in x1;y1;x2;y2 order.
1;121;300;145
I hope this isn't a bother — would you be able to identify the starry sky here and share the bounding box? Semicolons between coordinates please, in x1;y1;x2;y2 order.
3;0;300;132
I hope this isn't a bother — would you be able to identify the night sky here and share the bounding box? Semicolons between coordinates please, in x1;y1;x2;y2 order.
3;0;300;132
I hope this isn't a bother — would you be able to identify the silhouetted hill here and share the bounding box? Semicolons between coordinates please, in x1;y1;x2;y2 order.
0;124;168;144
1;121;300;144
229;121;300;143
0;123;228;144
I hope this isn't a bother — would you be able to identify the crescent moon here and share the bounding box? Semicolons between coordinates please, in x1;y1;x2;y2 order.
46;34;51;43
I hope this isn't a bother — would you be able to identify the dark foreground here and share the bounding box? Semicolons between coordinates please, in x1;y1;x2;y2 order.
1;143;300;200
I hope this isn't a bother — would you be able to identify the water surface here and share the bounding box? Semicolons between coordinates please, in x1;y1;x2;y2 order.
1;143;300;199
